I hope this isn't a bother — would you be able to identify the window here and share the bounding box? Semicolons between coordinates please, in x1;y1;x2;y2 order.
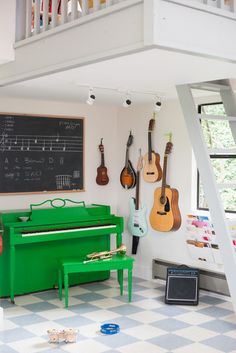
197;102;236;213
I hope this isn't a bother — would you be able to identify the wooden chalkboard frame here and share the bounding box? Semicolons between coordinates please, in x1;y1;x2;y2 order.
0;113;84;195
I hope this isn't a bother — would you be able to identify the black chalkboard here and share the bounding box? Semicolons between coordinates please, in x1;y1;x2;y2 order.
0;114;84;193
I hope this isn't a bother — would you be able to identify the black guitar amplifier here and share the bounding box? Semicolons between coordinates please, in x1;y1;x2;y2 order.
165;267;199;305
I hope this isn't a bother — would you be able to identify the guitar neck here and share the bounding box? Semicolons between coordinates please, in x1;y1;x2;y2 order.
125;148;129;167
161;155;168;199
135;171;140;210
101;152;105;167
148;131;152;161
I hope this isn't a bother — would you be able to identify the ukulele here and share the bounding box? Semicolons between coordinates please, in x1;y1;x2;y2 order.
143;115;162;183
96;138;109;186
149;137;181;232
120;132;136;189
128;149;148;254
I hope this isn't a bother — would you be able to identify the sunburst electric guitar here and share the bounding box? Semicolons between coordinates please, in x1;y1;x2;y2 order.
96;138;109;186
143;117;162;183
128;150;148;254
120;132;136;189
150;140;181;232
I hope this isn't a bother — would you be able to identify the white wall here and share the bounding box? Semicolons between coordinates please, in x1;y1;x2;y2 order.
0;97;119;215
116;99;225;279
0;95;225;279
0;0;15;64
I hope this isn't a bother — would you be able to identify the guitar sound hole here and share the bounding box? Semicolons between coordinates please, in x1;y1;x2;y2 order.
164;197;170;212
147;172;155;175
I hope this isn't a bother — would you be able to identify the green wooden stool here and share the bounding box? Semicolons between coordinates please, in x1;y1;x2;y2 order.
57;254;134;308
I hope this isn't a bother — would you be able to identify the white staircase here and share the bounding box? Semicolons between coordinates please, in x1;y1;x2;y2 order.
176;79;236;312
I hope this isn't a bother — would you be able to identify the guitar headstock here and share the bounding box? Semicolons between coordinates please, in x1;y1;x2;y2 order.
148;119;155;132
136;149;143;172
126;131;133;148
99;138;104;153
165;141;173;155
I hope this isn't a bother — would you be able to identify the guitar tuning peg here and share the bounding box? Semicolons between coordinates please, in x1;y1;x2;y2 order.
164;132;172;142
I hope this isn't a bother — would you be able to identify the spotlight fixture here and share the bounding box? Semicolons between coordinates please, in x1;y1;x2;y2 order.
154;97;162;112
86;88;96;106
123;94;132;108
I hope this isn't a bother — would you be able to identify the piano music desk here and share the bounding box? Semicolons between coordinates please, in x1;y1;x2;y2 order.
57;254;134;308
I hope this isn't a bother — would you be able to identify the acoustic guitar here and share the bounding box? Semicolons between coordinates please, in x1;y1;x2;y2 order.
128;149;148;254
149;139;181;232
120;132;136;189
96;138;109;186
143;116;162;183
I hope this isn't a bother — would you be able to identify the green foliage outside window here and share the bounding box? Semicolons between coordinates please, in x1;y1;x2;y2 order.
198;103;236;213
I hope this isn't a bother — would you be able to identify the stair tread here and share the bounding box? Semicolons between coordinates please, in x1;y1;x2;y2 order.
198;113;236;121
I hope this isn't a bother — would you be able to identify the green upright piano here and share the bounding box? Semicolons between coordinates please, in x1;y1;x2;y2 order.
0;198;124;303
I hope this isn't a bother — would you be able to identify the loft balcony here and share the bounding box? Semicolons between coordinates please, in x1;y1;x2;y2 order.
1;0;236;86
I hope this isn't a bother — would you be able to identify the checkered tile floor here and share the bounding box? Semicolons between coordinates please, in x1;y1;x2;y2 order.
1;276;236;353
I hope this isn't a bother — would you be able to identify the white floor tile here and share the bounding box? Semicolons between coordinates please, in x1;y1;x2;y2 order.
14;296;43;306
62;338;109;353
25;320;66;336
4;306;32;318
130;299;162;310
128;310;166;324
176;311;213;325
117;341;167;353
91;298;124;309
172;342;224;353
175;325;218;341
37;308;77;320
8;337;49;353
95;288;121;298
80;309;121;322
123;324;166;340
0;318;18;331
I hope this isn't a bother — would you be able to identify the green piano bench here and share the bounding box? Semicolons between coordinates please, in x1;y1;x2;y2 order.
57;254;134;308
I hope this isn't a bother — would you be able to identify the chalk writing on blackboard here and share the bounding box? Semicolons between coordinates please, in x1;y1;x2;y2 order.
0;114;84;194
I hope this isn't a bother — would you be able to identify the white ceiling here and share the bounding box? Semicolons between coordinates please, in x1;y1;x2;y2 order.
1;48;236;105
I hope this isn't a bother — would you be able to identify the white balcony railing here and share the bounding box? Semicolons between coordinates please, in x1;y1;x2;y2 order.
15;0;236;44
16;0;125;42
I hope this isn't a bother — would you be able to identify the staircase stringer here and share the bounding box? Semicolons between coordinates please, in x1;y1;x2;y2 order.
176;84;236;313
220;85;236;144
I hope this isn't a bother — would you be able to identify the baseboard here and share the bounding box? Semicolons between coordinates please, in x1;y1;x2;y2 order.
152;259;230;296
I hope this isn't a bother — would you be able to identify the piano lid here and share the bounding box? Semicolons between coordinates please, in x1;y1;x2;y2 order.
29;199;111;223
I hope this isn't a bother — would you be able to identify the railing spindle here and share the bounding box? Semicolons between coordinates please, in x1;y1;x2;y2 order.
51;0;58;28
230;0;236;12
61;0;68;24
34;0;41;35
42;0;49;31
25;0;32;38
70;0;78;20
81;0;88;16
106;0;113;7
93;0;100;11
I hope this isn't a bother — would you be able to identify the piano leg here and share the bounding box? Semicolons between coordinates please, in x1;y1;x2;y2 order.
10;244;15;304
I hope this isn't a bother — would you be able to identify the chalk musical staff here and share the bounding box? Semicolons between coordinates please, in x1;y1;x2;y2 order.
0;134;82;153
56;175;72;189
